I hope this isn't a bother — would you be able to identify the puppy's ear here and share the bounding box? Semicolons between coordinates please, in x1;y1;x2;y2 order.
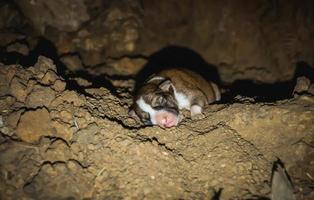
159;79;174;93
128;108;139;120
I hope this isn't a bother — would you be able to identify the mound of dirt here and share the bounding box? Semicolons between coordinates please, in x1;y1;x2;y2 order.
0;56;313;199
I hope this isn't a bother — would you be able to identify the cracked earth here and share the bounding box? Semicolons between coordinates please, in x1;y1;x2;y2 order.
0;56;314;199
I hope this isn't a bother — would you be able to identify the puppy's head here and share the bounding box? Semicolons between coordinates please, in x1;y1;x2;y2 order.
129;78;181;128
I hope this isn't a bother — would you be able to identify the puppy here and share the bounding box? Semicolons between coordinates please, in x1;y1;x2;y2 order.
129;68;220;128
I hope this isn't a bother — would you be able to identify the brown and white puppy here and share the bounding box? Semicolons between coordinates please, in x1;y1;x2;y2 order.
129;68;221;128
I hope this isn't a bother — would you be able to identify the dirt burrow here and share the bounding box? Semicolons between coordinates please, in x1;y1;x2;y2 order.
0;56;314;199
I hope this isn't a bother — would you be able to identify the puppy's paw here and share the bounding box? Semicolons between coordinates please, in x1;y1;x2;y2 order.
190;105;205;120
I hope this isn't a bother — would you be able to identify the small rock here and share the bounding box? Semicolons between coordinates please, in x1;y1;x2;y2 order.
52;79;66;92
0;66;16;96
26;86;56;108
60;54;84;72
106;8;123;22
26;79;37;94
71;77;92;87
41;70;58;85
41;164;55;176
10;77;28;102
67;160;81;171
6;109;24;129
76;117;88;129
6;42;29;56
293;76;311;94
0;126;12;136
107;57;147;75
59;110;73;123
75;124;99;145
0;96;16;113
51;120;73;141
34;56;57;73
16;108;54;143
45;139;71;161
51;91;85;107
125;41;135;52
87;144;96;150
71;143;81;153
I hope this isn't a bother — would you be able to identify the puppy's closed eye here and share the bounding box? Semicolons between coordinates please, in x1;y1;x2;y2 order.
152;96;164;107
139;111;151;124
143;119;153;125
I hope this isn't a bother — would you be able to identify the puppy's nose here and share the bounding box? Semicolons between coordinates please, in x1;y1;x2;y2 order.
161;117;169;125
161;117;175;127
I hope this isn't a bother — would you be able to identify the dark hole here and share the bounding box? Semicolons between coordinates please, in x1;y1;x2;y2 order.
222;61;314;103
135;45;221;89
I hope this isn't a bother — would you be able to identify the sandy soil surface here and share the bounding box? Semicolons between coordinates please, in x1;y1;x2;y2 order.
0;56;313;199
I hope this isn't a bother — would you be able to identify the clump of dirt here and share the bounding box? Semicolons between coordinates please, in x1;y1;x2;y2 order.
0;56;313;199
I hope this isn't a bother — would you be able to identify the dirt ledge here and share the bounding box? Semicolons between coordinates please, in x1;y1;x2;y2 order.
0;56;313;199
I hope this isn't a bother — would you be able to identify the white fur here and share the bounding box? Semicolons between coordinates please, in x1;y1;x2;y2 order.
210;82;221;101
191;105;202;116
173;88;191;110
146;76;165;83
136;97;157;124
